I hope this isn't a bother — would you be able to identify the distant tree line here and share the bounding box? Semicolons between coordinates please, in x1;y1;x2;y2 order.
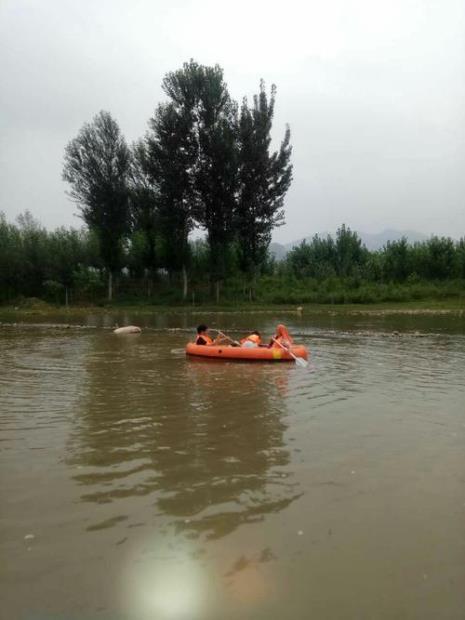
270;225;465;304
1;213;464;306
62;60;292;302
285;225;465;282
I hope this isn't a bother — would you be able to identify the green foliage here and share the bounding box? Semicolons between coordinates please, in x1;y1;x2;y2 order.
382;237;410;281
0;212;105;304
253;277;465;305
72;266;105;301
236;82;292;283
143;99;196;276
14;211;48;298
1;209;463;308
0;211;23;301
128;141;159;277
457;238;465;278
62;111;131;298
287;236;336;279
421;236;457;279
188;62;238;285
379;236;461;282
334;224;368;277
42;280;64;304
286;226;368;280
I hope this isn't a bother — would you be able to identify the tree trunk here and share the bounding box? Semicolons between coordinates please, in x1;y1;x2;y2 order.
250;271;257;302
65;286;69;307
182;265;188;301
215;280;220;304
147;271;153;298
108;271;113;302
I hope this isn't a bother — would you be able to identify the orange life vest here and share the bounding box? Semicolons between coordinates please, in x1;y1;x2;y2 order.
195;333;213;345
240;333;261;346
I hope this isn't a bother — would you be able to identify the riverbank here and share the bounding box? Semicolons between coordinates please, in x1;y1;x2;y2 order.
0;297;463;323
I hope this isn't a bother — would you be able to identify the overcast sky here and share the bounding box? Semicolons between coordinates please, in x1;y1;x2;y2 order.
1;0;464;243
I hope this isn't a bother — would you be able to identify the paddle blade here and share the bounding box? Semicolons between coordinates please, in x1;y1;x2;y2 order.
295;356;308;368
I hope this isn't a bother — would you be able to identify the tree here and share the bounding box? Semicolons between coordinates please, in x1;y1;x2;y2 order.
62;110;131;301
457;238;465;278
16;211;48;298
0;212;22;301
236;82;293;297
46;227;87;305
382;237;411;282
143;100;198;299
196;94;238;301
425;236;457;279
161;60;239;301
286;235;336;280
128;141;160;296
410;237;458;280
334;224;367;277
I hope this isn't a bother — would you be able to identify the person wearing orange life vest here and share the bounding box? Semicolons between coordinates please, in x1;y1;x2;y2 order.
269;324;293;348
240;331;262;348
195;324;232;346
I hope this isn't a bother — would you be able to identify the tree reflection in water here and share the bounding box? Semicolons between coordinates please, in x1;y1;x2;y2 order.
67;332;302;540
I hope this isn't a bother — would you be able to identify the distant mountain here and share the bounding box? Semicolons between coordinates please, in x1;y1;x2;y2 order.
270;229;430;260
356;229;429;251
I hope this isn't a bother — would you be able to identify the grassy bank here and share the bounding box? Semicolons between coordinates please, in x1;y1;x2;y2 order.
0;297;463;321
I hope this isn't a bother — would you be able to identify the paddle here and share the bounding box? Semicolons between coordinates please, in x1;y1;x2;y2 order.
272;337;308;368
211;329;241;346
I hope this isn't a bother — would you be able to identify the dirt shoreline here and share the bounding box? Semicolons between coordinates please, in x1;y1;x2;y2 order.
0;300;464;323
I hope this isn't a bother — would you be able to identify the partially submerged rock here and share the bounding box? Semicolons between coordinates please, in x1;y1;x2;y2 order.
113;325;142;335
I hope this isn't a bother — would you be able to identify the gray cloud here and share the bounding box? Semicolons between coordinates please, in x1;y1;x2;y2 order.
1;0;464;242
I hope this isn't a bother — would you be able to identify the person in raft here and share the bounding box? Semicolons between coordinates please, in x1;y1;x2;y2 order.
240;331;262;348
195;325;232;346
269;324;293;348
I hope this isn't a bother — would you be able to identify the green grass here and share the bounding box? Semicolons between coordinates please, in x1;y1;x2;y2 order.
0;296;463;321
3;276;464;314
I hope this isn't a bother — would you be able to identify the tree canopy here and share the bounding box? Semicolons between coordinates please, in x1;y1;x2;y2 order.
63;110;131;300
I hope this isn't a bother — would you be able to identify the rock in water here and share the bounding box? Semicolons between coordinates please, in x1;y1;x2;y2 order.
113;326;142;335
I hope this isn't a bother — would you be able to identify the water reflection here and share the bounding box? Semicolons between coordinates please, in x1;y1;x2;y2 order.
67;332;302;539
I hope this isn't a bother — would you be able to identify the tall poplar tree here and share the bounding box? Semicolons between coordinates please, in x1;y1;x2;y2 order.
161;60;238;301
236;82;293;297
62;110;130;301
143;101;197;299
197;118;238;299
128;140;160;295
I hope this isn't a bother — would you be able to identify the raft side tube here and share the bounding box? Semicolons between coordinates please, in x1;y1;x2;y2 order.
185;342;309;361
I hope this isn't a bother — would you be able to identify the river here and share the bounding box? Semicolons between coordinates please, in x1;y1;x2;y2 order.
1;311;464;619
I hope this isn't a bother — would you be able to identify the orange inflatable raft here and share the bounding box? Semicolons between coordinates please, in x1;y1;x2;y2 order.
185;342;309;362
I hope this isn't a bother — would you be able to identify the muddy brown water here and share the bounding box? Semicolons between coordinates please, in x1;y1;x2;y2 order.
1;311;464;619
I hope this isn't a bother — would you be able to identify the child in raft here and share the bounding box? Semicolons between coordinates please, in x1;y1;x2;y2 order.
241;326;294;349
269;324;293;348
195;325;234;346
240;331;262;348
